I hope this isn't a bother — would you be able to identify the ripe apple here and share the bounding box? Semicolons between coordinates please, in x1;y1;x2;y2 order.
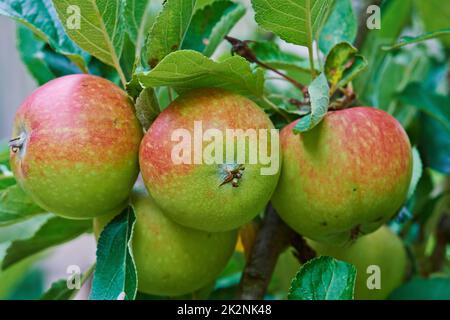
272;107;412;245
307;226;408;300
139;88;280;232
93;190;238;297
9;74;142;219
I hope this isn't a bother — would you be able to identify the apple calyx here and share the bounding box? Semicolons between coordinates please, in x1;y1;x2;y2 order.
219;164;245;188
9;132;27;154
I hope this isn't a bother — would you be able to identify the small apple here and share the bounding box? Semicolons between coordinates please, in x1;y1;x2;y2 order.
272;107;412;245
307;226;408;300
9;74;142;219
139;88;280;232
94;190;238;297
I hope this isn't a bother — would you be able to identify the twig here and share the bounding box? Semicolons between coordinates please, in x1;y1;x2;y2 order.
225;36;309;97
238;204;315;299
429;214;450;273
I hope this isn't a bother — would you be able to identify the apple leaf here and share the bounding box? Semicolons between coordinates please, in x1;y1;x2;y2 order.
293;73;329;133
52;0;127;84
90;206;137;300
135;88;161;131
1;216;91;270
0;0;88;72
0;254;43;300
248;41;313;75
40;264;94;300
382;29;450;51
288;256;356;300
407;147;423;199
0;214;52;244
16;24;56;85
138;50;265;98
389;277;450;300
319;0;357;55
354;0;413;105
0;176;15;190
417;0;450;49
324;42;367;95
399;83;450;134
146;0;196;68
420;114;450;174
182;0;245;57
0;185;46;226
251;0;332;48
120;33;137;81
40;279;77;300
0;141;9;169
123;0;153;72
124;0;152;44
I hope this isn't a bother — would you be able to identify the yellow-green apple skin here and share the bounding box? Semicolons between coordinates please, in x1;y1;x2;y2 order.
308;226;408;300
272;107;412;245
94;191;238;297
9;74;142;219
139;88;280;232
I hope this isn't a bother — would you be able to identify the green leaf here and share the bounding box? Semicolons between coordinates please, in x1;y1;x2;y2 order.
251;0;332;47
288;256;356;300
354;0;413;105
1;216;91;270
417;0;450;49
0;255;42;299
120;33;136;81
319;0;356;54
375;47;430;114
138;50;265;98
0;0;88;71
40;264;94;300
399;83;450;134
389;276;450;300
324;42;367;95
40;279;75;300
183;0;245;57
146;0;196;68
407;147;423;199
123;0;153;72
382;29;450;51
293;73;329;133
0;141;10;169
0;176;16;190
52;0;127;84
0;185;45;225
248;41;312;75
16;24;56;85
420;114;450;174
124;0;152;44
0;214;51;244
135;88;161;131
90;207;137;300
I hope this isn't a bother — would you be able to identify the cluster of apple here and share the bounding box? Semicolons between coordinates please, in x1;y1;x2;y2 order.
9;74;412;298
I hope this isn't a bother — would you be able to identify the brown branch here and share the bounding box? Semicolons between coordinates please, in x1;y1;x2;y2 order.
225;36;309;97
238;203;315;300
429;209;450;273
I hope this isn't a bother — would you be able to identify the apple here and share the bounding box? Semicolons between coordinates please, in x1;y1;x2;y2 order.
93;190;238;297
9;74;142;219
272;107;412;245
307;226;408;300
139;88;280;232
